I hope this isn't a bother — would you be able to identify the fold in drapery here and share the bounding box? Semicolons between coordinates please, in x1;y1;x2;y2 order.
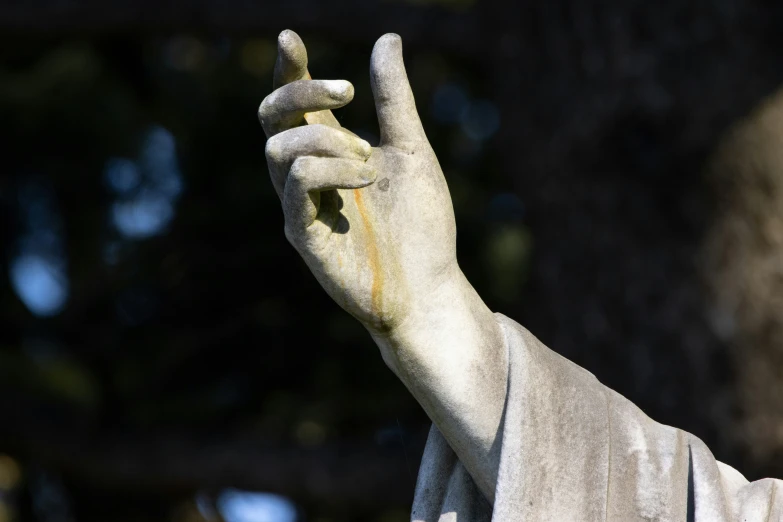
412;314;783;522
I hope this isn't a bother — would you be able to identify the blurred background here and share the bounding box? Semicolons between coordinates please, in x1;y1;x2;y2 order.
1;0;783;520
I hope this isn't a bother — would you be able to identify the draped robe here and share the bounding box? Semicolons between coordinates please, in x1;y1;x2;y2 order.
411;314;783;521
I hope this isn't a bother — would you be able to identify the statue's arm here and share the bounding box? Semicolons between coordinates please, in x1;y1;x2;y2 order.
260;31;783;519
259;30;509;503
258;33;783;518
371;268;508;503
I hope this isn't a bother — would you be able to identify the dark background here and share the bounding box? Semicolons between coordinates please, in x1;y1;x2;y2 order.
1;0;783;520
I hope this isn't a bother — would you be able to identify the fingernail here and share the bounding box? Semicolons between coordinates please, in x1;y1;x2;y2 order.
326;80;354;100
277;30;307;69
277;30;301;51
360;166;377;184
358;139;372;158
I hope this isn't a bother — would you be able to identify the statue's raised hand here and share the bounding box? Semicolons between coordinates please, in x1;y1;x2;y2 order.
259;31;456;336
259;31;507;501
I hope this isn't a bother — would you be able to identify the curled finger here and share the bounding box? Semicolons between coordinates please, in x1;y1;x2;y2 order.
266;124;372;197
259;79;354;137
283;157;377;238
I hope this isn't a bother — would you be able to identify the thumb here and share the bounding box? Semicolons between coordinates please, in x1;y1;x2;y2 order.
370;34;428;147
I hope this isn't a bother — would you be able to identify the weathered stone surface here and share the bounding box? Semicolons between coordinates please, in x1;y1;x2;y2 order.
260;29;783;521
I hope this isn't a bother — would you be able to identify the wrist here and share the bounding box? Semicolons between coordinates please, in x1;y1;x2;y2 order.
368;267;499;372
365;266;507;500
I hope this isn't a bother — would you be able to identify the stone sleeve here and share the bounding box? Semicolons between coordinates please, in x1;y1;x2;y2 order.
411;313;783;521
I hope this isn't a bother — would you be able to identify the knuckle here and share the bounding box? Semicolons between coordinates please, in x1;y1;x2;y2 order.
258;91;277;120
257;100;268;123
264;136;283;162
283;223;299;246
288;157;312;184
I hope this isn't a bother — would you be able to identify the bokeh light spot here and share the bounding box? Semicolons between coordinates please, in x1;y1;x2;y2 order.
10;254;69;317
432;83;469;124
461;100;500;141
165;36;206;72
0;455;21;490
217;490;297;522
109;125;184;239
104;157;140;195
241;40;276;77
294;420;326;447
488;192;525;222
112;193;174;239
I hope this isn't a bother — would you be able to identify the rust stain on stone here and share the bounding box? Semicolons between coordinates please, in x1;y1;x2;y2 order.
352;188;388;331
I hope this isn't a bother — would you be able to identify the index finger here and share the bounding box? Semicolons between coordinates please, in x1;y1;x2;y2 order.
273;30;309;89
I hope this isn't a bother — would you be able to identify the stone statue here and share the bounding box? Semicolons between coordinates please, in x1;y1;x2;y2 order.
258;30;782;521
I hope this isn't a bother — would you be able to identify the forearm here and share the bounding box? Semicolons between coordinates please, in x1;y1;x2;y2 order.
370;266;507;502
